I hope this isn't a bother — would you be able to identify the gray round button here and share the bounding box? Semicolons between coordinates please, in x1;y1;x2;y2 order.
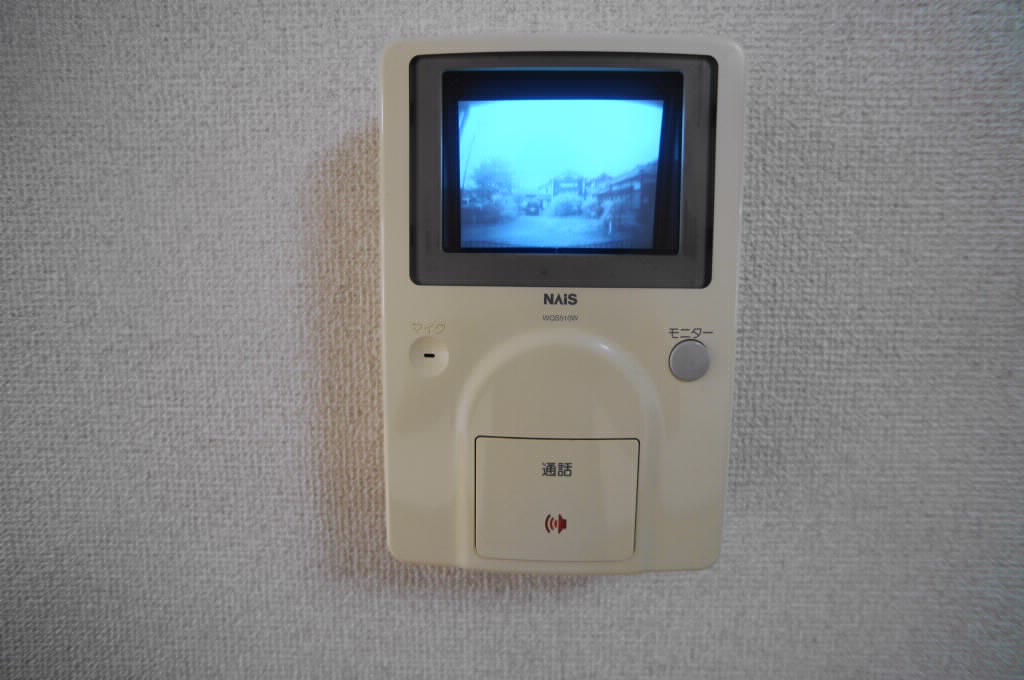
669;340;710;382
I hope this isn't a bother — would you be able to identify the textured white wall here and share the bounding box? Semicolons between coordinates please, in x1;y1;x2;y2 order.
2;2;1021;678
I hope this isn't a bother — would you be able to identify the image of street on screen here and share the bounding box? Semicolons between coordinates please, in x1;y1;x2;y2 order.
457;98;666;250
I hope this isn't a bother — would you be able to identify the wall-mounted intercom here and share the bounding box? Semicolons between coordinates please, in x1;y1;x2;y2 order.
380;36;744;573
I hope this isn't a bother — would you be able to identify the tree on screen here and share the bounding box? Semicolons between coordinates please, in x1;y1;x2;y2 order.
471;159;517;197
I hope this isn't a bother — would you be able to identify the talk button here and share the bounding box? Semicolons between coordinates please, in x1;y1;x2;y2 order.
475;437;638;562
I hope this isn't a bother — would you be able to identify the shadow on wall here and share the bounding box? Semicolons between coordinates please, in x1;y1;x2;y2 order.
306;123;590;594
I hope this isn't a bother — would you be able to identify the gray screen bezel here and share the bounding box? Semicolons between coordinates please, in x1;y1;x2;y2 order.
410;52;717;288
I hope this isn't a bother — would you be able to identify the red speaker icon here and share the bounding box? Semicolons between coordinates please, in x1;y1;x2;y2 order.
544;514;567;534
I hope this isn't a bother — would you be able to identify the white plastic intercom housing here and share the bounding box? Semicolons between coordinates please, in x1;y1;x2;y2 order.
381;36;744;573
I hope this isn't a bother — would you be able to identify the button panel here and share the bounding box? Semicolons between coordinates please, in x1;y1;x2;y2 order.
475;437;638;562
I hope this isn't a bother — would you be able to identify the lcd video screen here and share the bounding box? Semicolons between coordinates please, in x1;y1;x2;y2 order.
411;56;712;286
456;98;665;251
